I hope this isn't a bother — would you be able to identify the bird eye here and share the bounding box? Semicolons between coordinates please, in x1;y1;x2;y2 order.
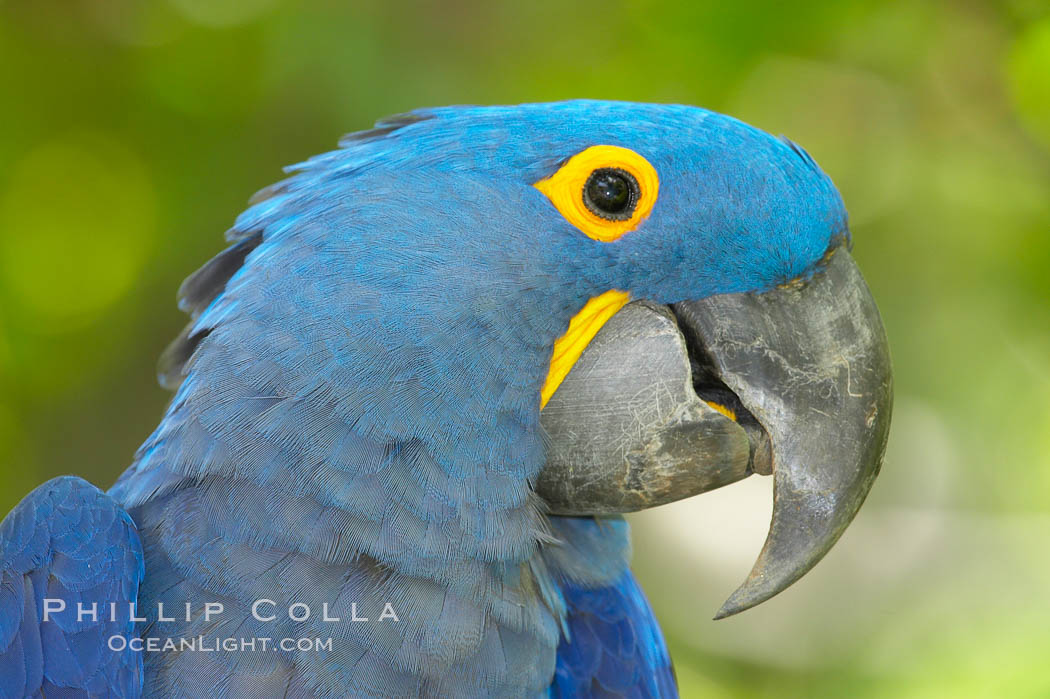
583;168;638;221
534;145;659;242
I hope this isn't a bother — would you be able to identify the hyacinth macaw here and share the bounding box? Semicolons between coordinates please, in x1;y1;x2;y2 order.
0;101;892;697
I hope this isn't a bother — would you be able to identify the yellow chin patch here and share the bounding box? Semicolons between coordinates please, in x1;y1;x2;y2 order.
541;289;631;409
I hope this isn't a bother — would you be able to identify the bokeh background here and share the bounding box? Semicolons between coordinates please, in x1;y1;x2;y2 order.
1;0;1049;696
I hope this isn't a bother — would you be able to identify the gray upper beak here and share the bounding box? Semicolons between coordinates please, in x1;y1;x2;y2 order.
536;248;892;617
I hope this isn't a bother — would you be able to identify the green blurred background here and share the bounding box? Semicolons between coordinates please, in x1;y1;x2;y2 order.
1;0;1048;696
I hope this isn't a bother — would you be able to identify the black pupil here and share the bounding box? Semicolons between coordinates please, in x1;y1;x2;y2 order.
584;169;635;219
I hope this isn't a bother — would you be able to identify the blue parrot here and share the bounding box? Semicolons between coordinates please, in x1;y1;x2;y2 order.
0;101;891;697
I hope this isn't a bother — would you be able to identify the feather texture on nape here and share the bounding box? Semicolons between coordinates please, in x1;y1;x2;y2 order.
156;112;434;393
338;112;432;146
176;230;263;320
157;230;262;390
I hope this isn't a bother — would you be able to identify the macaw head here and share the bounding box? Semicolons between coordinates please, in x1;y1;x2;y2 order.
163;100;891;618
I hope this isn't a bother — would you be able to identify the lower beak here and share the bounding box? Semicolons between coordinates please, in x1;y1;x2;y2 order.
537;248;892;617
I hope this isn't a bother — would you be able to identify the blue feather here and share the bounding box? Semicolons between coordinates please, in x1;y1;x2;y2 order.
0;477;144;698
551;568;676;697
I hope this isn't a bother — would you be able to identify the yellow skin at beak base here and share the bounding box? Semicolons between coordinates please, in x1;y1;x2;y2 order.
704;401;736;421
540;290;740;424
540;290;631;408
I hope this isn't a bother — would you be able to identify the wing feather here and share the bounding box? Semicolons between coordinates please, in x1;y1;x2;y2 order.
551;570;677;698
0;476;145;698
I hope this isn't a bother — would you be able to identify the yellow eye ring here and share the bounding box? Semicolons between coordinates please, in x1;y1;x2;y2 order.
534;145;659;242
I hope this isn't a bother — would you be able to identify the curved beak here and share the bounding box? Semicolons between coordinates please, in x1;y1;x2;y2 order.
673;248;892;617
537;248;892;617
